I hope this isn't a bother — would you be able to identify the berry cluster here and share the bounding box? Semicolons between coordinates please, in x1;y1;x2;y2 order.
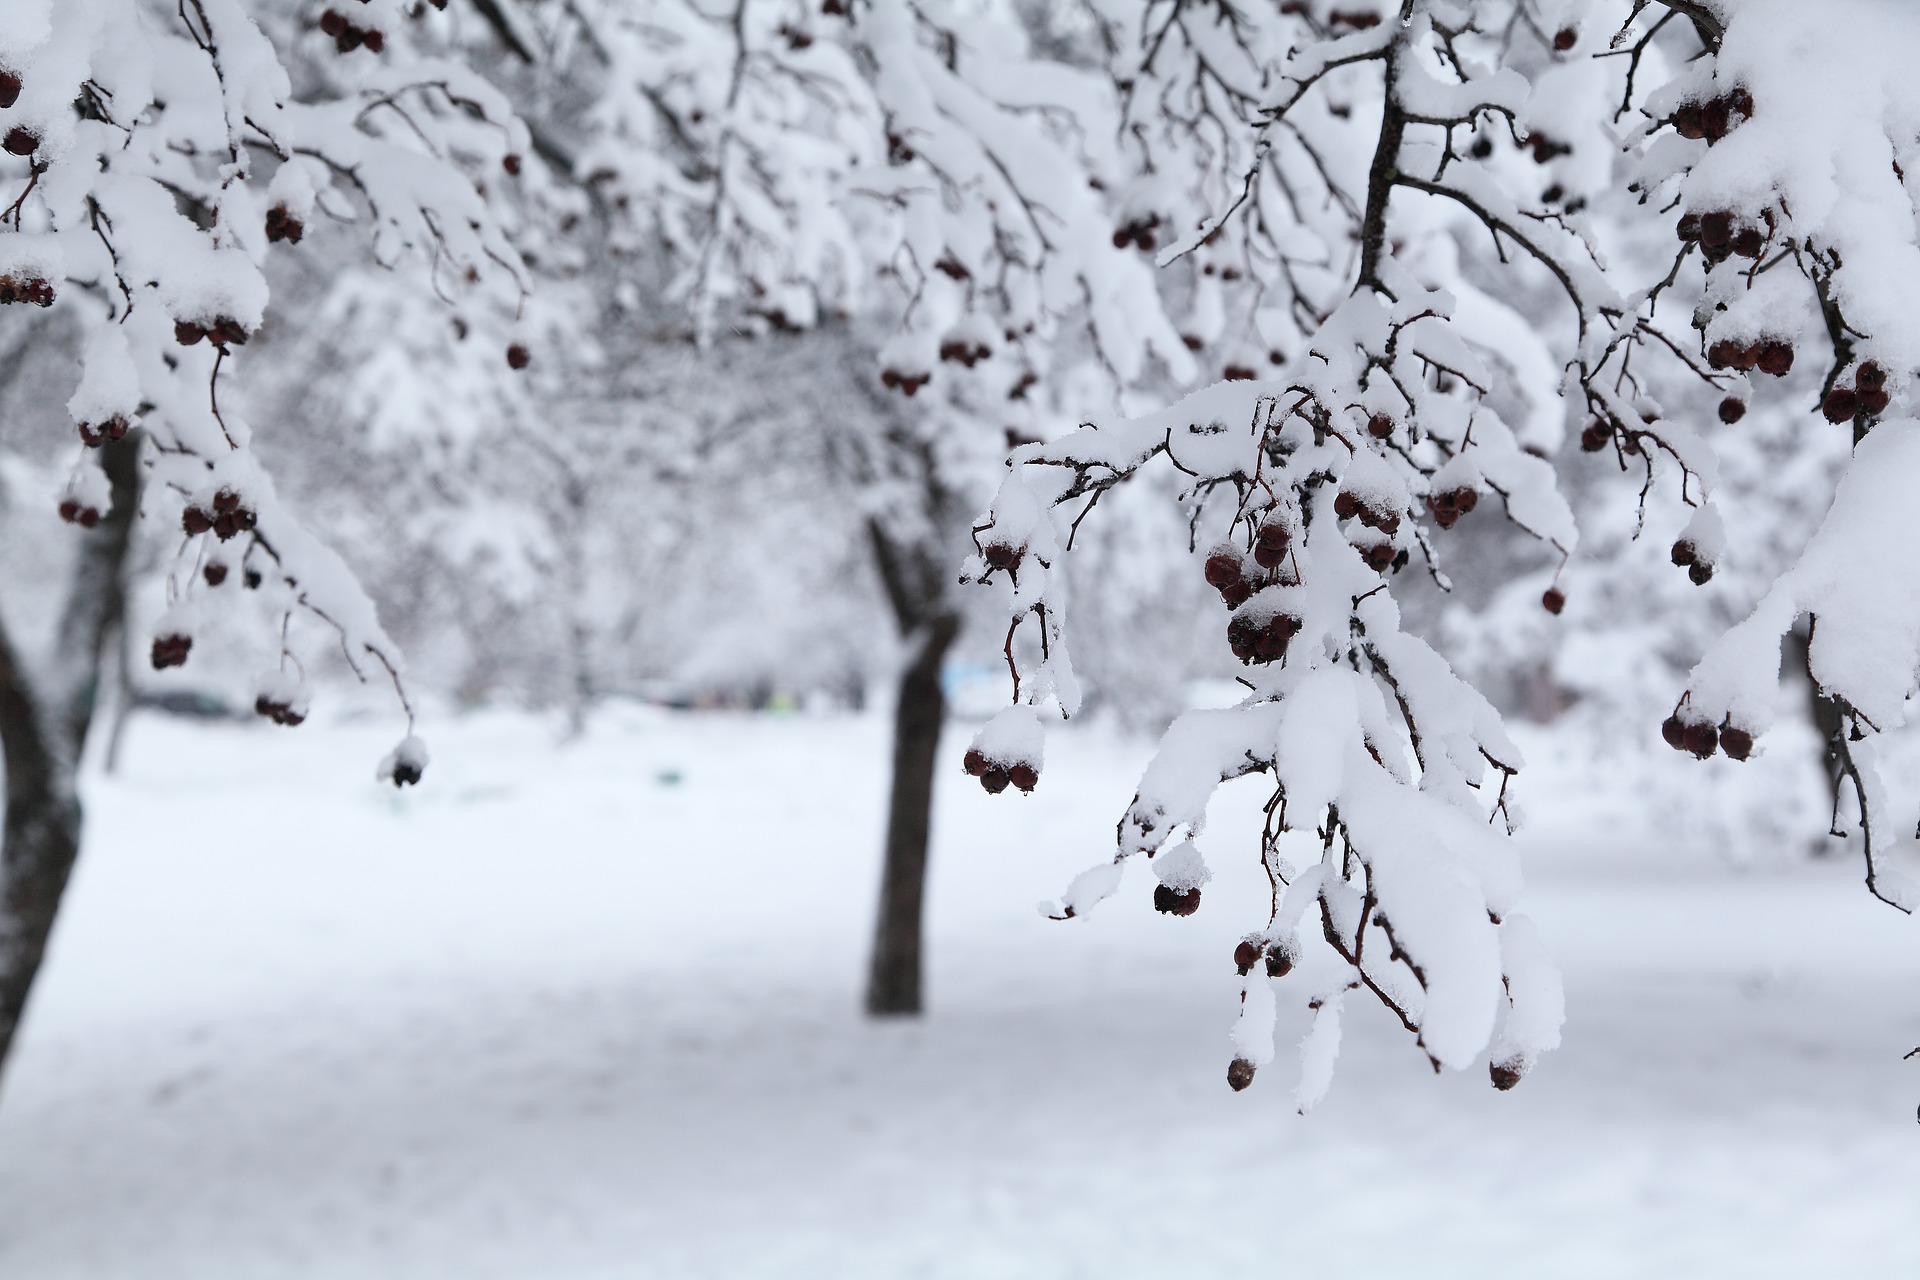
1425;485;1479;529
1669;537;1714;585
150;632;192;670
962;747;1038;795
0;274;54;307
1661;712;1753;761
77;414;129;447
182;488;257;541
175;317;251;348
57;498;100;528
1671;87;1753;145
1821;361;1890;424
1226;608;1301;665
878;366;929;396
1706;335;1792;376
255;694;307;727
1110;213;1161;252
1681;209;1770;264
938;334;990;367
1152;884;1200;916
264;204;305;244
318;10;385;54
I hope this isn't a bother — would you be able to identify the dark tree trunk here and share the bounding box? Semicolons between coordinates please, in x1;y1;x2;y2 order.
865;611;960;1016
0;434;140;1081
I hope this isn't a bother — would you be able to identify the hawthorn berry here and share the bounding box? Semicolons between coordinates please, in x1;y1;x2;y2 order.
1682;721;1718;758
1755;342;1793;377
1718;397;1746;424
3;126;36;157
1822;387;1859;423
1720;727;1754;761
981;766;1011;795
963;748;988;776
1008;763;1039;793
1579;421;1611;451
1226;1058;1257;1092
1671;539;1696;567
506;343;531;370
1367;413;1394;440
1153;884;1201;916
1687;560;1713;586
150;634;192;670
1542;588;1566;615
1490;1059;1525;1091
0;71;19;110
1233;939;1262;974
1661;715;1687;750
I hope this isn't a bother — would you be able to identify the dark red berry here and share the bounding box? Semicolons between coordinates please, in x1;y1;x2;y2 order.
1822;387;1859;423
1676;212;1701;242
1265;948;1292;978
362;29;384;53
1732;228;1764;259
1579;422;1611;452
1718;397;1746;424
1553;27;1576;51
1153;885;1201;916
1661;715;1687;750
1720;727;1753;761
1542;588;1566;615
1859;387;1891;416
1227;1058;1257;1092
1857;362;1886;391
1688;560;1713;586
175;320;206;346
1008;763;1039;793
1490;1059;1525;1091
962;748;988;776
203;562;228;586
506;343;531;370
1756;342;1793;377
2;126;36;157
0;71;19;110
1221;580;1252;607
983;542;1023;571
1670;539;1696;566
1367;413;1393;439
319;9;346;36
1233;939;1262;974
1682;721;1718;758
182;507;213;536
981;767;1010;794
1333;491;1359;520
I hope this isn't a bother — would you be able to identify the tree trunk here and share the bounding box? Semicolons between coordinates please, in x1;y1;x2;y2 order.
865;613;960;1016
0;433;140;1081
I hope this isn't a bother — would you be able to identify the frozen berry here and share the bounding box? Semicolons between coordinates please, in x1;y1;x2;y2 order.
182;506;213;536
1333;490;1359;520
1661;715;1687;750
1857;362;1886;391
1542;588;1566;615
983;542;1023;571
1687;560;1713;585
1204;549;1243;589
962;748;988;776
1579;422;1611;451
1755;342;1793;377
1265;948;1292;979
1152;885;1201;916
1670;539;1696;567
502;153;523;176
1718;397;1746;424
1367;413;1394;439
981;767;1010;795
1859;387;1891;416
1720;727;1754;761
506;343;531;370
1221;580;1252;607
0;71;20;110
1233;939;1262;974
1822;387;1859;423
3;126;36;157
1682;721;1718;758
1490;1059;1525;1091
203;562;228;587
1226;1058;1257;1092
175;320;206;346
1008;763;1038;793
1553;27;1577;51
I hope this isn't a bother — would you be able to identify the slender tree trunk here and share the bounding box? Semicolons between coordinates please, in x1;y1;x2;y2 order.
865;612;960;1016
0;434;140;1081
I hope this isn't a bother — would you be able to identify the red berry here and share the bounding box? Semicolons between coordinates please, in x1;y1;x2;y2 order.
1153;884;1201;916
2;126;36;157
1756;342;1793;377
1661;715;1687;750
1718;397;1746;424
1732;228;1764;259
362;29;384;53
319;9;346;35
0;71;20;111
1859;387;1891;416
1333;491;1359;520
1857;362;1886;391
983;542;1023;571
1687;560;1714;585
962;748;988;776
506;343;531;370
1822;387;1859;423
1490;1059;1525;1091
182;507;213;536
1579;422;1611;452
175;320;206;346
1227;1058;1257;1091
1221;580;1252;607
980;767;1010;794
1542;588;1566;615
1367;413;1394;439
1233;939;1262;973
1553;27;1576;51
1008;763;1038;793
1720;727;1753;760
1670;540;1696;567
203;562;228;587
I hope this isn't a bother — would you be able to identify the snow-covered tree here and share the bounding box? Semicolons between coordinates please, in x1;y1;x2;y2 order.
0;0;527;1073
958;0;1920;1103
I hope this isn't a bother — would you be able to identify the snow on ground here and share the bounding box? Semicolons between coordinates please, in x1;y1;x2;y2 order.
0;705;1913;1278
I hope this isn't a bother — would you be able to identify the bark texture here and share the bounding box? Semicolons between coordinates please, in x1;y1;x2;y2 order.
0;434;140;1079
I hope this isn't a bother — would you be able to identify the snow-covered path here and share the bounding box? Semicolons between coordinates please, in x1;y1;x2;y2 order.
0;708;1912;1278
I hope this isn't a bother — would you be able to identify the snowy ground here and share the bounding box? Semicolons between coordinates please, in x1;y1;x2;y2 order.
0;706;1914;1278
